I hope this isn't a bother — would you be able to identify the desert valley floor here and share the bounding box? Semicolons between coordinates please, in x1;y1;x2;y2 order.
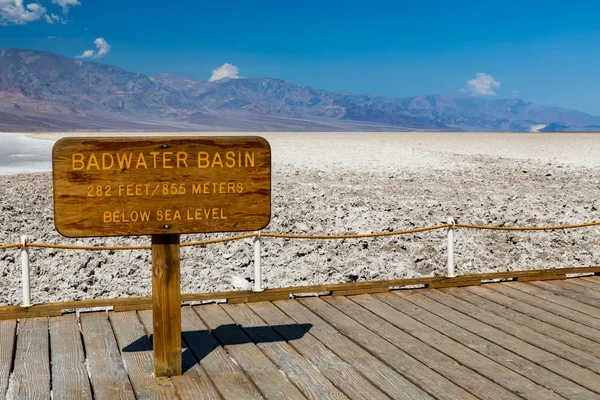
0;131;599;305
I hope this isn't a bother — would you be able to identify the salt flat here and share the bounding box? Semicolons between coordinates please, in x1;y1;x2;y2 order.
0;131;598;305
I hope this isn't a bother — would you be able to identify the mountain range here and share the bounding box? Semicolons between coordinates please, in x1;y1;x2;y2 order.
1;48;599;132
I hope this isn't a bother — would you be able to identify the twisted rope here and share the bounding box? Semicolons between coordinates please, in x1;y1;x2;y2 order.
0;221;598;251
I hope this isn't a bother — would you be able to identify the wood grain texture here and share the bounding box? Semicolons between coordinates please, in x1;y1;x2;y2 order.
504;280;600;319
274;299;436;400
437;287;600;375
109;311;178;399
422;289;600;391
361;293;562;400
493;282;600;330
197;304;307;400
80;312;136;400
393;290;600;400
137;309;222;400
299;297;473;400
152;234;182;377
180;307;264;400
463;285;600;352
325;295;522;400
245;302;389;400
0;319;16;398
50;314;93;399
2;268;600;321
52;136;271;237
10;317;50;399
530;280;600;308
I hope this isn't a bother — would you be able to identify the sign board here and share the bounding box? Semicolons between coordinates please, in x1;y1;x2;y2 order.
52;136;271;237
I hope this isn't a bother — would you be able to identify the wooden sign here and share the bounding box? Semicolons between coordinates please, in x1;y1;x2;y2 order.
52;136;271;237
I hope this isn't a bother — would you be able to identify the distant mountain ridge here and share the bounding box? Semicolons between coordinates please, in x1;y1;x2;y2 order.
1;48;599;132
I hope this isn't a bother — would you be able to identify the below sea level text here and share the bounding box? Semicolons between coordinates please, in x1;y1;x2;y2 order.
103;208;227;223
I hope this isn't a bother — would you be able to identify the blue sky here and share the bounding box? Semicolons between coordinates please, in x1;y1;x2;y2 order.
2;0;600;114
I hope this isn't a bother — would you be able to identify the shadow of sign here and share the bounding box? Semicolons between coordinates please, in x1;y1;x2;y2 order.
123;323;313;374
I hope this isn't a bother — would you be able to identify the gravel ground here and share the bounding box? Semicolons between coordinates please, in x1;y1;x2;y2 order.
0;132;599;305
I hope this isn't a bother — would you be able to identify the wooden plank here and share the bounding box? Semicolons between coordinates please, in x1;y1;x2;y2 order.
442;287;600;370
0;319;16;398
195;304;308;399
324;295;522;400
273;299;438;400
392;290;600;400
3;266;600;321
9;317;50;399
466;285;600;349
213;303;347;400
179;306;264;399
420;289;600;392
152;233;182;377
530;280;600;308
503;281;600;319
343;294;560;400
549;279;600;300
246;302;389;400
487;283;600;331
49;314;93;399
108;311;178;399
52;136;272;237
137;309;221;400
569;276;600;288
80;312;136;400
295;298;471;400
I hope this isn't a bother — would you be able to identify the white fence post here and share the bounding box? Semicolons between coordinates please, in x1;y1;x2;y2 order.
447;218;456;278
20;235;32;307
253;231;264;292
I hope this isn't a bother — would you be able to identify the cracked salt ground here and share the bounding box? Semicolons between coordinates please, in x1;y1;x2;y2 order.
0;152;598;306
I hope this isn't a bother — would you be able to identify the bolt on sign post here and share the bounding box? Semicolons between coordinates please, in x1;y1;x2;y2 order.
52;136;271;377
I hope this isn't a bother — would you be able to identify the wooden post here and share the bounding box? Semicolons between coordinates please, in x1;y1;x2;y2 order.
152;234;182;377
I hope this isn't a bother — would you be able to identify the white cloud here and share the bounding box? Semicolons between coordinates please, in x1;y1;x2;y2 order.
47;35;56;39
0;0;46;25
209;63;240;82
51;0;79;14
466;73;501;96
43;12;59;23
76;37;110;59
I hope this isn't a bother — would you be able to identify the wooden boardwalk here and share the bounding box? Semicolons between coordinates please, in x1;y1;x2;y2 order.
3;275;600;399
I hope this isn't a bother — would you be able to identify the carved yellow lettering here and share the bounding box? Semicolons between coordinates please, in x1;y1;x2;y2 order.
177;152;188;168
245;151;255;167
211;152;223;167
219;183;226;193
149;152;160;168
140;210;150;221
236;182;243;193
173;210;181;221
157;210;163;221
103;211;111;223
135;153;147;169
221;208;227;219
102;153;114;169
212;208;219;219
192;183;202;194
162;152;173;168
72;153;85;170
195;209;203;219
227;182;235;193
87;153;100;170
225;151;236;168
117;152;133;169
198;151;209;168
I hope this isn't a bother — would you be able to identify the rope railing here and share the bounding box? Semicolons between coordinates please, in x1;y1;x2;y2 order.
2;219;599;307
1;221;599;251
